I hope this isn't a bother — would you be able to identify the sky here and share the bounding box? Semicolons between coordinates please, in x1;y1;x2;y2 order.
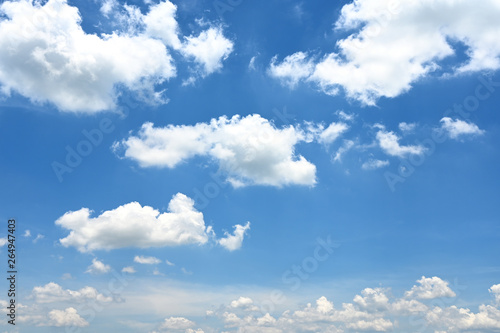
0;0;499;332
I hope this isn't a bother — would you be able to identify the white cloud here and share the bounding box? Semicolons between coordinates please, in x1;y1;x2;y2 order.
0;238;7;247
490;284;500;305
33;234;44;243
159;317;195;330
427;305;500;332
230;297;259;311
143;0;182;50
405;276;456;300
376;129;425;157
440;117;485;139
0;0;233;113
181;26;234;76
399;122;417;133
44;307;88;327
134;255;161;265
57;193;212;252
361;159;389;170
268;52;314;88
218;222;251;251
307;122;349;145
115;114;318;187
56;193;248;252
333;139;355;162
0;0;175;113
85;258;111;275
122;266;136;274
24;230;31;237
32;282;113;303
166;260;175;266
269;0;500;104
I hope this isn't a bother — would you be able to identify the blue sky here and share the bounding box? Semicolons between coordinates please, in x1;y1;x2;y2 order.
0;0;500;332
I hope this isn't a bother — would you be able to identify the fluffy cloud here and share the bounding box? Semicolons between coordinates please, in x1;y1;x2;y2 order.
122;266;136;274
134;255;162;265
181;27;234;76
230;297;259;311
376;129;425;157
269;0;500;104
115;114;348;187
85;258;111;274
44;307;88;327
56;193;248;252
490;284;500;305
32;282;113;303
218;222;250;251
440;117;485;139
159;317;196;330
405;276;456;300
427;305;500;332
0;0;233;113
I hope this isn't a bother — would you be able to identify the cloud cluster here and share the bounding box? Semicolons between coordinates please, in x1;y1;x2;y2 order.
440;117;485;140
115;114;348;187
32;282;113;303
56;193;249;252
0;0;233;112
268;0;500;104
198;277;500;332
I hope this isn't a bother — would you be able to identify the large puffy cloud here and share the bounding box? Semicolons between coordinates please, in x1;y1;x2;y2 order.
405;276;456;300
44;307;88;327
32;282;113;303
115;114;348;187
427;305;500;332
0;0;233;113
440;117;485;139
56;193;248;252
269;0;500;105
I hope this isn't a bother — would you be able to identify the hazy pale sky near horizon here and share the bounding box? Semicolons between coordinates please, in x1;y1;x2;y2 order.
0;0;500;332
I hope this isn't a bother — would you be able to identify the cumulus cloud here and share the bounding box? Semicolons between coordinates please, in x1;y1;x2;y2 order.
85;258;111;274
427;304;500;332
268;0;500;104
181;27;234;76
114;114;329;187
134;255;162;265
490;284;500;305
32;282;113;303
56;193;248;252
440;117;485;139
405;276;456;300
230;297;259;311
376;129;425;157
122;266;136;274
0;0;233;113
44;307;88;327
218;222;250;251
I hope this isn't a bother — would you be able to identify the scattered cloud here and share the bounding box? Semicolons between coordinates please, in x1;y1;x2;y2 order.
218;222;251;251
122;266;136;274
0;0;233;113
32;282;113;303
405;276;456;299
376;129;425;157
33;234;44;243
165;260;175;266
361;159;389;170
268;0;500;104
24;230;31;237
56;193;249;252
85;258;111;275
114;114;323;187
43;307;88;327
440;117;485;139
399;122;417;133
333;140;355;162
134;255;162;265
0;238;7;247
